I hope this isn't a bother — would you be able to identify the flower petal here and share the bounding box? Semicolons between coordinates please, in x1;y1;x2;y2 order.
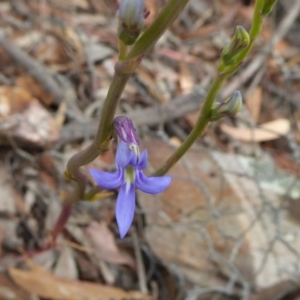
116;182;136;238
89;168;123;189
135;171;171;194
114;116;140;144
136;149;147;170
116;140;133;167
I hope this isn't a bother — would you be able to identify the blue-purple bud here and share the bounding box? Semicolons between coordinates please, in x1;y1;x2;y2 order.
118;0;145;45
114;116;140;145
209;90;243;121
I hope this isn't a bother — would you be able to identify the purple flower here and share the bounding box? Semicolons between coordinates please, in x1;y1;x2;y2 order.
89;140;171;238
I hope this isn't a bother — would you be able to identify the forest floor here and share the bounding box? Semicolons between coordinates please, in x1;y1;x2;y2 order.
0;0;300;299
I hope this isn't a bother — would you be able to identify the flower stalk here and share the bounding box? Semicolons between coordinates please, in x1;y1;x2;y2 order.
53;0;191;243
153;75;223;176
153;0;270;176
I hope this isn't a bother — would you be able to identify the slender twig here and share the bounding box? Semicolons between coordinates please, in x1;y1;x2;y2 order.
131;228;148;294
0;35;64;103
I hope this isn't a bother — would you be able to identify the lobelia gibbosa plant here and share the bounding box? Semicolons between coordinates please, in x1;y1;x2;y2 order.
90;116;171;237
49;0;278;242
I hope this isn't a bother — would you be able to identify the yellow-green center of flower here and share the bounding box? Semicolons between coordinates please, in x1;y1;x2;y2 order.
125;165;135;183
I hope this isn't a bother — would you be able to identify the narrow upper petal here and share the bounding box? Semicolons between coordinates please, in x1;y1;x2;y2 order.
136;149;147;170
116;182;136;238
89;168;123;190
135;171;171;194
116;140;133;168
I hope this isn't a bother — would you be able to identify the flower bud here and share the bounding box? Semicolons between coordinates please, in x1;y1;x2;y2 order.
262;0;278;16
221;26;250;66
118;0;145;45
209;90;243;121
114;116;140;145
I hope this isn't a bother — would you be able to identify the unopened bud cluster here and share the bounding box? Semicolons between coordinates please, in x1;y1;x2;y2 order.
209;90;242;121
221;26;250;66
118;0;145;45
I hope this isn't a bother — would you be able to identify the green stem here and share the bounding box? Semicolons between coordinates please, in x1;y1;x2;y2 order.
153;0;266;176
236;0;264;62
153;76;223;176
118;39;128;61
94;73;130;149
63;73;130;204
84;186;102;201
126;0;189;60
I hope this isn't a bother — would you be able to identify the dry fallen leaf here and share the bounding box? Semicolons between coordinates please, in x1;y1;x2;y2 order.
245;87;262;124
0;273;32;299
35;36;70;65
85;221;135;268
0;86;60;146
220;118;290;142
136;68;168;103
8;100;60;145
178;48;195;94
53;244;78;280
139;139;300;291
138;139;254;287
16;76;55;106
0;86;32;117
9;260;150;300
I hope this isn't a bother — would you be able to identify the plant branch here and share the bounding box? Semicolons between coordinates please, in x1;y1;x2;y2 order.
53;0;191;241
153;0;267;176
153;75;223;176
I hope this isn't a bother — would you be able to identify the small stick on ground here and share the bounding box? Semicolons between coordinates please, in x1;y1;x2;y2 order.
0;35;64;104
131;228;148;294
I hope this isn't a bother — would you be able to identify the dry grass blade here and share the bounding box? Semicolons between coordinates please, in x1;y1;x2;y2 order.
220;118;291;142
